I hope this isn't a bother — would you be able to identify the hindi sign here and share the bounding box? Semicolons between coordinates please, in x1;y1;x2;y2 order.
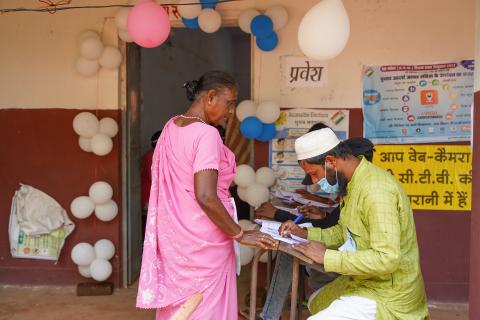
282;56;328;88
362;60;474;144
269;108;349;192
373;145;472;210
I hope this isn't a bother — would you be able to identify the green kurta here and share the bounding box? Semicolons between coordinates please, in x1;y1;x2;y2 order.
307;157;430;319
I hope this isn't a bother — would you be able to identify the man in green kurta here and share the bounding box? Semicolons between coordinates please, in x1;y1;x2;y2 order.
280;128;430;320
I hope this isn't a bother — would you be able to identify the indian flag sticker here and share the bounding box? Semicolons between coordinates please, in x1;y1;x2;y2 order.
331;111;345;125
364;67;374;77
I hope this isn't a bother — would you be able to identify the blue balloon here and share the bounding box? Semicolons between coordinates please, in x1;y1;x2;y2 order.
200;0;219;9
182;17;199;29
256;32;278;52
250;15;274;39
257;123;276;142
240;117;263;139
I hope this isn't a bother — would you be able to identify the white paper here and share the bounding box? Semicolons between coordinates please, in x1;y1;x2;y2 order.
255;219;311;245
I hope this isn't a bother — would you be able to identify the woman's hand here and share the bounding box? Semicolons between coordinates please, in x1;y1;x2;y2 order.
254;202;276;219
292;241;327;264
238;230;278;250
278;220;308;239
297;205;326;220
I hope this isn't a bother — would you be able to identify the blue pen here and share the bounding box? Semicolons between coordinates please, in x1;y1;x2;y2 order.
283;213;304;237
292;214;304;225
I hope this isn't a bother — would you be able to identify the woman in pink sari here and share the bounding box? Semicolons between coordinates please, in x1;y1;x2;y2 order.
137;71;277;319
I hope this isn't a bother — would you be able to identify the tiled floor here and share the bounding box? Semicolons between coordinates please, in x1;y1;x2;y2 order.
0;273;468;320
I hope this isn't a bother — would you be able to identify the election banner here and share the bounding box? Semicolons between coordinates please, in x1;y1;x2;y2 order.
362;60;474;144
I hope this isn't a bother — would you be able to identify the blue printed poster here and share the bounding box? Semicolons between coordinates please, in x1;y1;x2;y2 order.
269;108;349;192
362;60;474;144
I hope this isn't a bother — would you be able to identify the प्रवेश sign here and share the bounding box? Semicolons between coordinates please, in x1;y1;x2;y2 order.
281;56;328;88
373;145;472;210
362;60;474;144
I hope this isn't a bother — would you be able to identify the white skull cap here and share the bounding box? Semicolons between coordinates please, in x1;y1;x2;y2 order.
295;128;341;160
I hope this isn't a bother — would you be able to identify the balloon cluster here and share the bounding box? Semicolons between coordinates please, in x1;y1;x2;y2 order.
236;100;280;141
238;6;288;52
70;181;119;222
73;112;118;156
178;0;222;33
234;165;275;207
75;31;123;77
71;239;115;282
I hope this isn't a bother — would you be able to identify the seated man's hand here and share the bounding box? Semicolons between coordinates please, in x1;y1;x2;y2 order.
278;220;308;239
292;241;327;264
298;205;326;220
255;202;276;219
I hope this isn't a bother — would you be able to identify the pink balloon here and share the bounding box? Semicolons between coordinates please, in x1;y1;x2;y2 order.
127;1;171;48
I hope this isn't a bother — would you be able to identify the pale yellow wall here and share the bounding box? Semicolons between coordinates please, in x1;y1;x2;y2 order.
245;0;475;108
0;0;475;109
476;0;480;91
0;0;121;109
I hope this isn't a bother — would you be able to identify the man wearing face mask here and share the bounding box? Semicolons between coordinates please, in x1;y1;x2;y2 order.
257;130;375;320
279;128;429;320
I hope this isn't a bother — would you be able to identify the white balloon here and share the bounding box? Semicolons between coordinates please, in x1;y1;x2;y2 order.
245;183;270;208
234;164;256;187
257;248;277;263
94;239;115;260
240;244;255;266
198;9;222;33
89;259;112;282
95;200;118;222
79;37;104;61
255;167;276;187
70;196;95;219
78;265;92;278
75;57;100;77
238;8;260;34
236;100;257;122
73;112;99;137
91;134;113;156
78;30;100;44
71;242;96;266
256;101;280;123
265;6;289;31
118;29;133;43
78;136;92;152
99;46;122;69
89;181;113;205
114;8;130;30
177;0;202;19
237;186;248;202
298;0;350;60
99;117;119;138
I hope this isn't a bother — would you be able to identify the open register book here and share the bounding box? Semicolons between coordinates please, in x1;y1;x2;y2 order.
255;219;310;245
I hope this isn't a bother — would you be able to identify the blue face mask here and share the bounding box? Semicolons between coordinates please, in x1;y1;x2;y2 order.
317;161;340;196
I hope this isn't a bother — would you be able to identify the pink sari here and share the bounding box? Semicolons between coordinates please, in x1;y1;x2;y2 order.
136;117;238;320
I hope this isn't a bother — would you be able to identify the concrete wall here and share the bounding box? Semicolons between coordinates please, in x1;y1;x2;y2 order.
0;0;473;110
0;0;475;298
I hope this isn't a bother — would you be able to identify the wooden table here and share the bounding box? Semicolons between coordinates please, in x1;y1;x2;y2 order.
249;242;316;320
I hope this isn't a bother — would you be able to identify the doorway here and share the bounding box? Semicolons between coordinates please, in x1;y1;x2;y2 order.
123;27;251;285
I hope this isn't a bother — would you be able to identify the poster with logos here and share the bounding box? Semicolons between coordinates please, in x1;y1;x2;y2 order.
269;108;349;192
373;145;472;210
362;60;474;144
